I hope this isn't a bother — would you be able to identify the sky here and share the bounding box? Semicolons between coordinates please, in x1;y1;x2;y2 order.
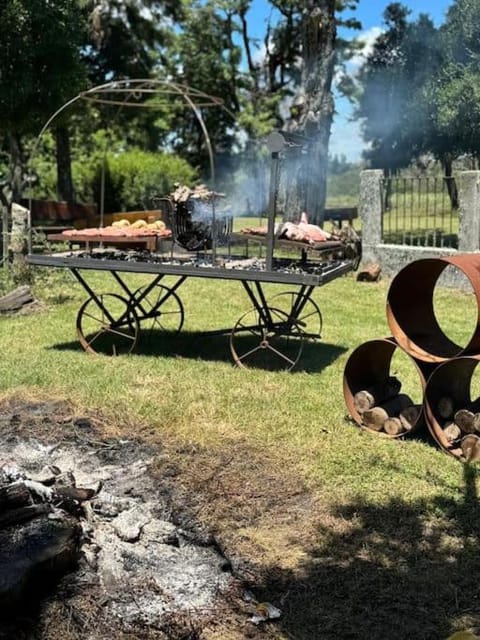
247;0;455;162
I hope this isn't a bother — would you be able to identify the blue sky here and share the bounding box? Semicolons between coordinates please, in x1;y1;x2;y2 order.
247;0;454;161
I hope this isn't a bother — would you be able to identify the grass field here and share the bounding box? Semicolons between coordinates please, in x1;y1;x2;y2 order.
1;264;480;639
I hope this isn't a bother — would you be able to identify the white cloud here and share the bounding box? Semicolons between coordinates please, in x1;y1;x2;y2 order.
347;26;384;72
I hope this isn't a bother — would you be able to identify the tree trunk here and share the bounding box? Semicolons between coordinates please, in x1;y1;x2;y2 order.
7;131;25;205
285;1;337;225
55;125;74;202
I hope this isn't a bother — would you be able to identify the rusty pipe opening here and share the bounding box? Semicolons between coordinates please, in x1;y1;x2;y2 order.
343;337;431;438
423;356;480;460
386;255;480;363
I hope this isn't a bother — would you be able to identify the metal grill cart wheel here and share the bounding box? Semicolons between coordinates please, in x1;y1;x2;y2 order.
131;283;185;334
267;290;322;340
230;305;304;371
76;293;139;355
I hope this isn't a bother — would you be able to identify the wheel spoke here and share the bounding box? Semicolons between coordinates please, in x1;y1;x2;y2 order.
82;310;106;325
264;342;297;366
86;328;106;348
133;284;184;335
236;344;263;362
231;304;302;371
77;293;139;355
107;326;137;341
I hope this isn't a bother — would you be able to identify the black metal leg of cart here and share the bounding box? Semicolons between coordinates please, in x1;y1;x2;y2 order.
229;281;322;371
71;269;187;355
111;271;187;334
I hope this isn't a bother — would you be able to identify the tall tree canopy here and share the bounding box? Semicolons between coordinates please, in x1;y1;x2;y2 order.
0;0;361;219
0;0;86;202
353;0;480;186
354;3;442;174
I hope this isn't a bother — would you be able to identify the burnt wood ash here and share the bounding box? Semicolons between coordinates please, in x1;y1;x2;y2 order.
0;408;235;636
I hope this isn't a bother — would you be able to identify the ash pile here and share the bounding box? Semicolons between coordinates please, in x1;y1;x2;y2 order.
0;417;234;636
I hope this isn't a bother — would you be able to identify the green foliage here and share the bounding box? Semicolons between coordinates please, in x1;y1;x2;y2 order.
0;0;86;135
92;149;197;212
29;128;197;211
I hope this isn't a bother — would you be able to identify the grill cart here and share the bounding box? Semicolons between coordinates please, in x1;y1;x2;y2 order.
28;247;355;371
26;82;360;370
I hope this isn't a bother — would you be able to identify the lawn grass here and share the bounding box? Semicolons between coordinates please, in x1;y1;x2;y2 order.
1;264;480;639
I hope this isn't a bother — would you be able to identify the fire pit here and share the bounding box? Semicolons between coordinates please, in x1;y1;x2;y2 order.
0;400;236;637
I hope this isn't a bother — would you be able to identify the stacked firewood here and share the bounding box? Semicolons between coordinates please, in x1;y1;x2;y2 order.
353;376;422;436
436;396;480;462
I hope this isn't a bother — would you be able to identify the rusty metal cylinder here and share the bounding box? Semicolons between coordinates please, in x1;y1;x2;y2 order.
386;254;480;363
423;356;480;460
343;337;431;438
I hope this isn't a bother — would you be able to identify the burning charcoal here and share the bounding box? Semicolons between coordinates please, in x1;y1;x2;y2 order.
30;465;60;486
0;482;32;509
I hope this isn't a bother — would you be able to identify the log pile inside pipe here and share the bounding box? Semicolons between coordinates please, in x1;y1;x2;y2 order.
438;396;480;461
0;462;100;609
353;377;420;435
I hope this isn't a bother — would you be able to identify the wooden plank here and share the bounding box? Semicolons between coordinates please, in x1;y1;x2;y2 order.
47;233;158;252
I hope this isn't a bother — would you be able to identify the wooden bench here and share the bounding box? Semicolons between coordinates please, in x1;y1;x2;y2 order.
324;206;358;227
24;199;98;233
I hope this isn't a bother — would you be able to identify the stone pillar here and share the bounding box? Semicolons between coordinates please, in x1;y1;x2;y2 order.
458;171;480;253
10;202;31;283
359;169;383;262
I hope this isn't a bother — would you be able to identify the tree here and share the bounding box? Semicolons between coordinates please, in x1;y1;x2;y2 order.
0;0;86;204
280;1;360;223
426;0;480;174
354;4;442;175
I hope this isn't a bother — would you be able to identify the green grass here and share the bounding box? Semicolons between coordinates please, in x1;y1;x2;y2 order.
1;264;480;639
0;266;471;498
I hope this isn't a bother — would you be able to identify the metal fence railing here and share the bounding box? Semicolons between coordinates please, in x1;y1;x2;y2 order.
382;176;458;248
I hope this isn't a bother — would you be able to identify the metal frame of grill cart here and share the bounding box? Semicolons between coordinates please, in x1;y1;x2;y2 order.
27;89;359;370
27;249;355;371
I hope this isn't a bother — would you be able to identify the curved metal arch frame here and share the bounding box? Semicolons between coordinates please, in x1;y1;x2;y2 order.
27;79;234;252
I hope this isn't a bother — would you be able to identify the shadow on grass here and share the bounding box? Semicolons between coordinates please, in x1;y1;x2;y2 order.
257;463;480;640
50;329;347;374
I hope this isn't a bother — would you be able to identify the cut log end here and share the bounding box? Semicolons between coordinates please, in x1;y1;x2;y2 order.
399;405;421;432
353;377;402;415
362;407;388;431
443;422;462;443
384;417;405;436
454;409;476;434
461;434;480;462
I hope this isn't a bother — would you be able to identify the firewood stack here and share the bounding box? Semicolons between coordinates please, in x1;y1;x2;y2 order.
0;462;99;610
354;376;422;437
344;337;428;439
345;255;480;461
